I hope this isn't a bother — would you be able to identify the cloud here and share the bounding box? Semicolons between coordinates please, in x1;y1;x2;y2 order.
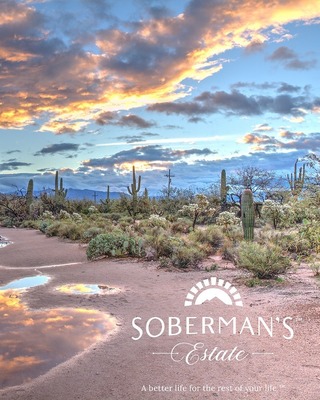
267;46;317;70
241;131;320;152
95;112;155;128
1;0;320;132
252;123;273;132
267;46;296;61
82;145;217;175
277;83;301;93
0;161;32;171
5;150;22;155
148;89;317;118
116;132;159;143
244;40;266;54
34;143;80;156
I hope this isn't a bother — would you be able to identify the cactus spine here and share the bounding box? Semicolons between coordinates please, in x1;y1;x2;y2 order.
127;166;141;218
287;159;305;197
241;189;255;241
26;179;34;207
220;169;227;210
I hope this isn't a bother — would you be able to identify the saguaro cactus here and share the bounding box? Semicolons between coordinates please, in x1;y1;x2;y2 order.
220;169;227;210
54;171;67;201
241;189;255;241
127;166;141;217
287;159;305;197
26;179;34;207
100;185;111;212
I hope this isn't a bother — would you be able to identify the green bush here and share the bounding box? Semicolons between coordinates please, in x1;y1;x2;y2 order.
299;221;320;252
159;246;204;269
45;221;84;240
44;221;62;236
20;220;40;229
86;232;144;260
145;229;183;259
82;227;105;242
238;242;290;279
171;218;192;234
277;233;311;256
189;225;224;250
170;246;204;269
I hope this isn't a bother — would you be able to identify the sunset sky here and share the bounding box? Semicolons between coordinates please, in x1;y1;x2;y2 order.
1;0;320;194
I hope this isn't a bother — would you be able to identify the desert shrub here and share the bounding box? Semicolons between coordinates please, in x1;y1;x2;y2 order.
20;220;40;229
82;227;105;242
86;232;144;260
44;221;63;236
178;194;215;230
45;221;84;240
148;214;169;228
171;218;192;234
88;205;98;214
299;221;320;252
59;209;71;219
277;233;311;256
146;231;182;259
216;211;240;229
42;210;54;219
72;212;83;223
237;242;290;279
117;216;135;230
221;240;238;264
261;200;293;229
307;255;320;276
189;225;224;250
39;220;52;233
159;246;204;269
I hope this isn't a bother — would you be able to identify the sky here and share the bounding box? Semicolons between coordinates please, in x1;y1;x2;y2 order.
1;0;320;195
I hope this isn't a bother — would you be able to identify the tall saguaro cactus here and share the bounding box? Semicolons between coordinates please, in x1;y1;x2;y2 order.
241;189;255;241
101;185;111;212
127;166;141;218
220;169;227;210
54;171;67;201
287;159;305;197
26;179;34;207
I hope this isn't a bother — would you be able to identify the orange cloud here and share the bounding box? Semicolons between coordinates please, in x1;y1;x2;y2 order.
0;0;320;132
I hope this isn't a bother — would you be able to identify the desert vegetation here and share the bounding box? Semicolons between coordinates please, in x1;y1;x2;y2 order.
1;156;320;283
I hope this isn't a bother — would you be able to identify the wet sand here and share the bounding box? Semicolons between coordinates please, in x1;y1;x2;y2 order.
0;227;319;400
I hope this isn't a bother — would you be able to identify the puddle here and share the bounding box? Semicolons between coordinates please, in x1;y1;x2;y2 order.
0;240;11;248
0;275;50;291
0;290;117;388
55;283;121;295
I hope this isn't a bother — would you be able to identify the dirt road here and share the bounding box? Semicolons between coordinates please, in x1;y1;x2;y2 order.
0;228;319;400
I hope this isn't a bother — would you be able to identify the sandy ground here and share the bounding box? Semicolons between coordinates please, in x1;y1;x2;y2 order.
0;227;319;400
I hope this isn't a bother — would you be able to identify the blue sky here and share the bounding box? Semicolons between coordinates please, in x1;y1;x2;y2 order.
1;0;320;194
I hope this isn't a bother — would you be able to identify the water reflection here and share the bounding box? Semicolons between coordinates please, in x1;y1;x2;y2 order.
0;276;50;291
0;290;116;388
56;283;121;295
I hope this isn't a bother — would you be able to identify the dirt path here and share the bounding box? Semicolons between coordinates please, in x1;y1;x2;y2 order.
0;228;319;400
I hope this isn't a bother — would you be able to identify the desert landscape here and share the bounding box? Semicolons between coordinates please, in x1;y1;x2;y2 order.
1;1;320;399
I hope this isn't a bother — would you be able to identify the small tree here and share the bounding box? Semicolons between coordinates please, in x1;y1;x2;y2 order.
178;194;215;230
261;200;292;229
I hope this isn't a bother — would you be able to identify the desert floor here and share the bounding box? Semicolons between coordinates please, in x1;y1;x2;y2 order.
0;227;319;400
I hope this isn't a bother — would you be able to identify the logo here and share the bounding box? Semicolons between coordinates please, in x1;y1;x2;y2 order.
131;276;295;366
184;277;243;307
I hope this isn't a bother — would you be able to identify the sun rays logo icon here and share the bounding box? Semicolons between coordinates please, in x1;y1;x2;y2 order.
184;277;243;307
